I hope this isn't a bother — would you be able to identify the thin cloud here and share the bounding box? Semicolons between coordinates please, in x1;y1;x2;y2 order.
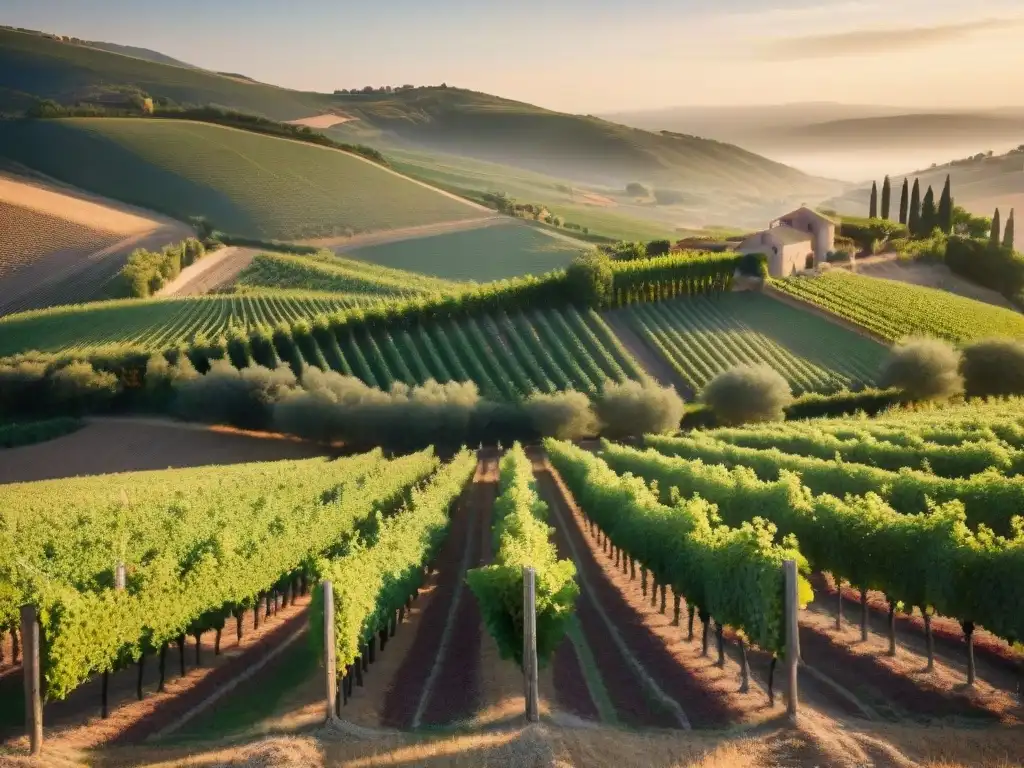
758;17;1023;61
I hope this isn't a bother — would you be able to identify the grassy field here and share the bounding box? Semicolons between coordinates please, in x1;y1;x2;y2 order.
0;291;373;355
773;270;1024;342
346;221;589;281
615;292;886;395
236;252;461;296
0;118;486;240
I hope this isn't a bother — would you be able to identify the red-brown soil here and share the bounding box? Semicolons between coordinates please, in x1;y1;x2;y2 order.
552;637;600;720
0;419;328;485
418;458;495;726
380;460;489;728
819;575;1024;680
535;459;736;729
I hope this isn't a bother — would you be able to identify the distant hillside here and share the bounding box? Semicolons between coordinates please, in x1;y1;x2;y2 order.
825;145;1024;247
0;118;487;240
78;41;198;70
605;103;1024;153
766;113;1024;151
0;27;838;203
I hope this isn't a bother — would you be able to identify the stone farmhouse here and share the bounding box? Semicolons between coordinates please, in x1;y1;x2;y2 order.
737;207;836;277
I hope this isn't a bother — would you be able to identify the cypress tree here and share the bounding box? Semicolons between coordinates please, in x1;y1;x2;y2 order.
869;181;878;219
921;186;937;234
991;208;1002;247
899;178;909;225
937;175;953;234
1004;209;1016;250
908;179;922;236
881;176;891;220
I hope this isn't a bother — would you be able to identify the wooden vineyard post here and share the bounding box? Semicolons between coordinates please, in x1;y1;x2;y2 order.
322;580;337;721
21;605;42;756
783;560;799;721
102;564;127;719
523;567;539;723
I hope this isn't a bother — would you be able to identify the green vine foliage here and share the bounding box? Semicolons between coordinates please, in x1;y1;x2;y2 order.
314;449;477;670
466;443;578;668
544;439;811;655
1;448;440;699
646;433;1024;537
602;440;1024;647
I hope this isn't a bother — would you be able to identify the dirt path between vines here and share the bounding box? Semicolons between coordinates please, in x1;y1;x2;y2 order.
379;458;492;728
536;455;738;729
602;310;691;396
156;247;258;296
535;452;893;728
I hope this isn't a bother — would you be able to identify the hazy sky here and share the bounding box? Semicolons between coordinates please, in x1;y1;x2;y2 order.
4;0;1024;113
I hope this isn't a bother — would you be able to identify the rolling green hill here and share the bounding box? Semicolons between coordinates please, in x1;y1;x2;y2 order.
0;27;838;203
0;118;486;240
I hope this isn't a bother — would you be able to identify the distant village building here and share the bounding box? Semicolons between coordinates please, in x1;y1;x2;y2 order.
737;207;836;277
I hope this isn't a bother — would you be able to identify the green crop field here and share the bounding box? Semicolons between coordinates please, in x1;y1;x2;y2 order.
236;252;461;296
773;271;1024;343
584;398;1024;664
346;221;589;281
0;291;374;356
616;292;886;395
0;119;486;241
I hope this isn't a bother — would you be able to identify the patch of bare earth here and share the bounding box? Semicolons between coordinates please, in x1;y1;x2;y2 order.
156;248;258;296
378;459;488;728
286;114;355;129
0;174;192;314
0;419;329;485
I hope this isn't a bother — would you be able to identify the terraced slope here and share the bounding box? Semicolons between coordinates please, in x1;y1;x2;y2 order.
0;118;487;240
773;271;1024;343
346;221;589;281
611;292;886;395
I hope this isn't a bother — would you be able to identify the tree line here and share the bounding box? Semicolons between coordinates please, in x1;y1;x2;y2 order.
868;174;1014;247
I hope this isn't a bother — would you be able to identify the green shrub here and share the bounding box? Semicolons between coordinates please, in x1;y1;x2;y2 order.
466;443;577;667
48;362;120;414
879;337;963;401
595;380;684;438
700;365;793;426
839;217;908;250
738;252;768;278
523;391;598;439
959;338;1024;397
0;418;83;449
565;251;613;308
0;361;48;418
174;360;298;430
272;369;481;450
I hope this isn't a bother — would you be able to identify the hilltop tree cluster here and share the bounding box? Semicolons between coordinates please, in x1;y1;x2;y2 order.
859;175;1023;301
333;84;447;95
